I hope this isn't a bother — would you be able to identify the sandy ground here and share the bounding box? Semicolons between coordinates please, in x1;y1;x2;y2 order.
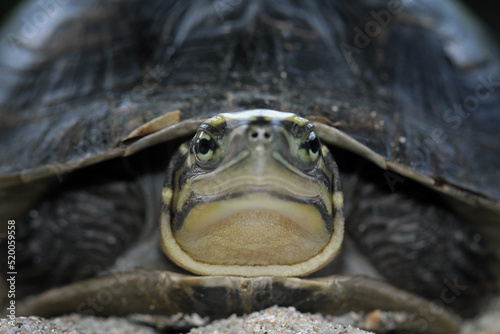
1;298;500;334
0;306;373;334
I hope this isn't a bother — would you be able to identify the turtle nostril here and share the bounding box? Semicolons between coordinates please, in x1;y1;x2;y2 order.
249;127;273;142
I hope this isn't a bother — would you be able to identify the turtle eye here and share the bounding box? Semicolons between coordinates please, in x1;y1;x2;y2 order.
194;132;219;163
299;131;321;163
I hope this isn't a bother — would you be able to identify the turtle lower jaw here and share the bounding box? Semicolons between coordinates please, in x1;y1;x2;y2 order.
161;192;345;276
174;193;330;266
176;208;328;266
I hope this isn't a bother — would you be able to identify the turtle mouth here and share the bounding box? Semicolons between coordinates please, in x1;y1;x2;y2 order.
161;192;345;277
173;193;331;266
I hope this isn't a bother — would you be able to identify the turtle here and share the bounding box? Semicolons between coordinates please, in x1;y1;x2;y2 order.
1;0;500;333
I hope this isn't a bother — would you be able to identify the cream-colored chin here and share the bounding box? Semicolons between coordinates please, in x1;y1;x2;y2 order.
161;192;344;277
176;208;329;266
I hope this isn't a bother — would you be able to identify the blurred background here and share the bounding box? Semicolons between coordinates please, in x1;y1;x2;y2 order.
1;1;499;42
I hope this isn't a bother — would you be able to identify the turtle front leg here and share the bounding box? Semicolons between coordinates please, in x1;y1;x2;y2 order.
343;172;498;317
2;172;148;299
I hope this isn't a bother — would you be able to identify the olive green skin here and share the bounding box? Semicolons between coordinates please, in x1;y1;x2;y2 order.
1;1;500;334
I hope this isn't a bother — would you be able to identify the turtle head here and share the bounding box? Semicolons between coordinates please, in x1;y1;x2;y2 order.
161;109;344;276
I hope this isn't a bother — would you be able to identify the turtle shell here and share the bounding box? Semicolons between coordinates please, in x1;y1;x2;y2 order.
1;0;499;214
1;1;500;331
